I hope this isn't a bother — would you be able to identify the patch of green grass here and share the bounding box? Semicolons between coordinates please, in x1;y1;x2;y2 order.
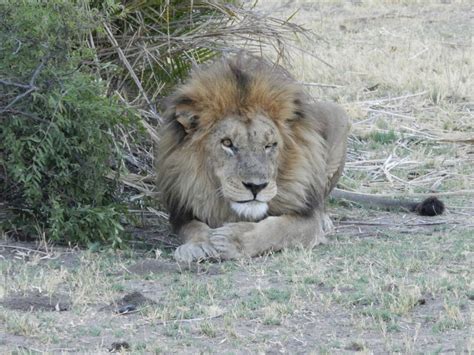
432;301;467;333
302;276;321;285
368;130;398;145
239;290;265;313
263;288;290;303
0;310;40;337
342;290;375;306
111;283;125;292
163;323;191;338
113;329;127;338
263;314;282;325
133;342;147;351
360;307;396;322
432;317;465;333
86;326;102;337
199;322;217;337
345;340;366;351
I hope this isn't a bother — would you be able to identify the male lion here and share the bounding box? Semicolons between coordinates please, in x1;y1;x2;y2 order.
156;54;443;263
156;54;349;263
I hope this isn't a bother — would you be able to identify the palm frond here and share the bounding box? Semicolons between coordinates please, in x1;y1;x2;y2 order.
92;0;308;114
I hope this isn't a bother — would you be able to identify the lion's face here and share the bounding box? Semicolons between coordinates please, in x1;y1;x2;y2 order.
205;114;281;220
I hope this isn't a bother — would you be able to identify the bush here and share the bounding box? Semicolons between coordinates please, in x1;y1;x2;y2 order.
0;3;135;246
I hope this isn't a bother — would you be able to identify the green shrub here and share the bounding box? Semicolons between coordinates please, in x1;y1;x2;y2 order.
0;3;135;246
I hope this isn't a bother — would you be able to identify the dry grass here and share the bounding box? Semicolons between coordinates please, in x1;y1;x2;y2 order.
277;1;473;199
0;1;472;353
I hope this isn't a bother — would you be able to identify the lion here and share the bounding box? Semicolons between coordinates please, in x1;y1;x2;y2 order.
156;54;443;263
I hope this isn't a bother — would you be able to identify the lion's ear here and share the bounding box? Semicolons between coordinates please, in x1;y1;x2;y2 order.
176;112;199;134
173;95;199;134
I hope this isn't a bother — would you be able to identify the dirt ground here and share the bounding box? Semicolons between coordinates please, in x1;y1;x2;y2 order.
1;1;472;354
0;207;472;353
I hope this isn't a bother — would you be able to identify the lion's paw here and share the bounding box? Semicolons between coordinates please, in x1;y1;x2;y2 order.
174;242;218;264
209;226;243;260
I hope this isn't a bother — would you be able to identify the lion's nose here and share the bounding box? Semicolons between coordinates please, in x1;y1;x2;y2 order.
242;182;268;198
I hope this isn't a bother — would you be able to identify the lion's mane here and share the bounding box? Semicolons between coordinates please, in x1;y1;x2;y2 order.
156;55;328;230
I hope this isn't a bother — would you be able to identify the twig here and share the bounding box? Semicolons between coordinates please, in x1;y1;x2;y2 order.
172;313;225;323
398;125;437;139
409;47;428;60
366;108;415;120
285;41;334;68
300;81;344;88
0;244;50;255
102;23;158;120
333;188;474;198
2;87;36;111
153;312;226;325
338;221;450;226
119;264;133;275
19;347;77;353
146;207;169;220
2;109;49;123
1;58;47;112
439;134;474;144
352;91;428;105
140;118;161;143
29;58;46;86
0;79;31;89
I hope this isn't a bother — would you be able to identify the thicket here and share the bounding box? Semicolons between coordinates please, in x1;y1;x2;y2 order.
0;3;133;246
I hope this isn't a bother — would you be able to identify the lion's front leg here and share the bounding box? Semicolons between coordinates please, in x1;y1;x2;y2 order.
210;212;328;259
174;220;218;263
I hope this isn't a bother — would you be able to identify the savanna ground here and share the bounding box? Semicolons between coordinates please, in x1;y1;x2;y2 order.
1;2;472;353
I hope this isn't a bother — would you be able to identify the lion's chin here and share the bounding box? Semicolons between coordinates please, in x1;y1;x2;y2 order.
230;201;268;220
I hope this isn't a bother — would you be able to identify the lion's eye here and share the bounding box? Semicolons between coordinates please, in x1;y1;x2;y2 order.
265;142;278;150
221;138;233;148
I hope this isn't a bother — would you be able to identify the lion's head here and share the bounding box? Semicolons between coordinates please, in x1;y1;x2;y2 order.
197;113;281;219
157;55;327;230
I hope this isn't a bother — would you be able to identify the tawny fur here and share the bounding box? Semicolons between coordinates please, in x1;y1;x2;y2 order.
156;54;350;262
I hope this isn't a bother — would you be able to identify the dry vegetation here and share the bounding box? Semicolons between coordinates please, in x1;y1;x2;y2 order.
283;1;473;199
1;1;472;353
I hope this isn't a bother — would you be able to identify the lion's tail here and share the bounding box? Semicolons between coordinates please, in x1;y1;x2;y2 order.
330;188;445;216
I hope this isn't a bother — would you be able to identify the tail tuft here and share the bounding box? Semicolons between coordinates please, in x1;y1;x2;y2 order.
415;197;445;216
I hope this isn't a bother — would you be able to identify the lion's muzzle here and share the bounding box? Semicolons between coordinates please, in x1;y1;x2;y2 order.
230;200;269;220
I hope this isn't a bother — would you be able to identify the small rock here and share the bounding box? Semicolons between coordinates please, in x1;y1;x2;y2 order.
116;304;137;314
345;341;365;351
108;341;130;352
417;298;426;305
